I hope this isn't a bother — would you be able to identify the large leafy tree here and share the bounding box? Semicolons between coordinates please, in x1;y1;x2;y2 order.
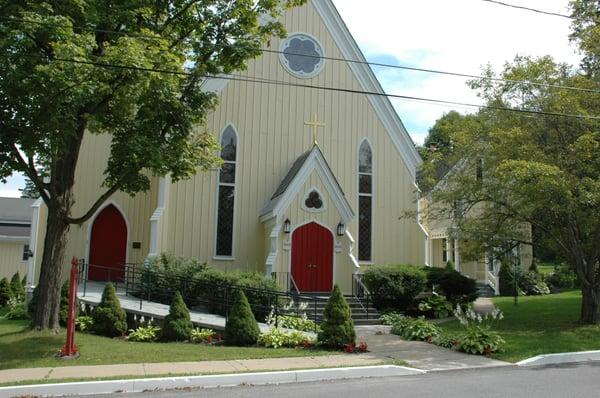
429;54;600;323
0;0;303;331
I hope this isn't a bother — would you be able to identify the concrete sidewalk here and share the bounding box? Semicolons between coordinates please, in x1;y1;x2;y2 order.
0;355;385;385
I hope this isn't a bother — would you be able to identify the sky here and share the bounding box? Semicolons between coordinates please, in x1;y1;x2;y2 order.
0;0;580;197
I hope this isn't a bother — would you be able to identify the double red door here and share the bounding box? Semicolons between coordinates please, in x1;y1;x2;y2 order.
291;222;333;293
88;205;127;282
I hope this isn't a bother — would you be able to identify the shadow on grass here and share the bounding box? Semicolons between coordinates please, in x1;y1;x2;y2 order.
0;334;64;369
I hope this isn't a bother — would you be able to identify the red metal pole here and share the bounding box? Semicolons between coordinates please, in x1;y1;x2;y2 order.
60;257;79;358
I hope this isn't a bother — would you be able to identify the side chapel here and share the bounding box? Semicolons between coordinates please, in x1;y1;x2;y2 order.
28;0;427;294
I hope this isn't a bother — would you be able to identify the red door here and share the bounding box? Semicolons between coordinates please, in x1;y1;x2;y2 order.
88;205;127;282
291;222;333;293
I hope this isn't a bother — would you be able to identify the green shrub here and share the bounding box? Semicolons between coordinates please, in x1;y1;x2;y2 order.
362;264;427;310
0;278;12;307
193;269;279;320
391;316;440;341
92;283;127;337
75;316;94;332
546;264;578;290
317;285;355;349
427;268;477;304
457;326;505;356
129;325;161;342
418;295;453;318
259;328;313;348
161;292;193;342
380;311;406;326
498;263;524;296
4;302;29;320
10;272;25;302
139;253;208;305
431;332;458;349
190;328;216;344
520;272;550;295
225;289;260;346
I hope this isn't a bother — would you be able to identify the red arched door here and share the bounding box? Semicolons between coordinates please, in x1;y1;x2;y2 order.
291;222;333;293
88;205;127;282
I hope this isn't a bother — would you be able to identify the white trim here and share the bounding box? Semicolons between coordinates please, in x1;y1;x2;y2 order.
85;201;130;271
264;219;280;276
27;198;42;290
149;176;169;256
0;236;30;243
279;32;326;79
301;186;327;213
310;1;422;176
288;220;335;293
346;230;360;272
260;147;354;223
213;123;239;259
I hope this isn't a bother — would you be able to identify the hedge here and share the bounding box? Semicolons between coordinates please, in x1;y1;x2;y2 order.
362;264;427;310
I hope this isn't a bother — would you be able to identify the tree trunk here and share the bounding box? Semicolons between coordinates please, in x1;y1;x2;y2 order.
580;284;600;324
32;199;72;331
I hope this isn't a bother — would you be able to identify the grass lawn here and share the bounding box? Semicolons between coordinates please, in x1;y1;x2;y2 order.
537;262;558;276
0;318;330;370
438;290;600;363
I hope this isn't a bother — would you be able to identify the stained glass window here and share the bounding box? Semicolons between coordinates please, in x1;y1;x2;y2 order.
304;190;323;210
280;34;325;78
216;126;237;257
358;140;373;262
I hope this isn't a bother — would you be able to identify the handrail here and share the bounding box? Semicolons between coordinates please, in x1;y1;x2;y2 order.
351;273;372;319
289;273;301;295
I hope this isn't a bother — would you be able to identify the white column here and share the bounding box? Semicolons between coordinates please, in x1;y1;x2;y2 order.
26;199;43;300
445;238;451;265
454;238;460;272
149;176;170;257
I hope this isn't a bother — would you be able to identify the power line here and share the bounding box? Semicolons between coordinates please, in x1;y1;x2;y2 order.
3;16;600;95
479;0;574;19
41;56;600;121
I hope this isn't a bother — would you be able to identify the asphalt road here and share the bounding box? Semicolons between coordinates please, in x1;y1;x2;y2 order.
88;362;600;398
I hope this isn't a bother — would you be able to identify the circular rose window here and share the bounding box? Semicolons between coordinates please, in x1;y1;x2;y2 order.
279;33;325;78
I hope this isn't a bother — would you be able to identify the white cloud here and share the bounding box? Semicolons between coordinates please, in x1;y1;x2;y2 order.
332;0;580;142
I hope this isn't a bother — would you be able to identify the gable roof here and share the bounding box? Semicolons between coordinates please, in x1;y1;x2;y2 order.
201;0;422;178
0;197;35;223
260;145;354;223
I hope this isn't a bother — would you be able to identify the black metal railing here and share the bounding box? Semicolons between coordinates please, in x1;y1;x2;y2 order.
79;261;324;331
351;273;374;320
271;272;301;295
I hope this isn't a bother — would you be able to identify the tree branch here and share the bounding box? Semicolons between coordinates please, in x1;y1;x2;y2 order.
11;145;50;204
66;183;121;225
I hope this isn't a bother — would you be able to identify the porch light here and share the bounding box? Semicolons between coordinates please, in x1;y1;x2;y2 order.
283;219;291;234
337;222;346;236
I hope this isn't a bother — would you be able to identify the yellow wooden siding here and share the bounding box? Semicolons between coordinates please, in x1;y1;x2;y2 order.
162;0;425;271
0;242;28;280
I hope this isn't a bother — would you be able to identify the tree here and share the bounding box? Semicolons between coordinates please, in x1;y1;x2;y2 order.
10;272;25;301
0;278;11;307
91;283;127;337
224;289;260;346
317;285;355;348
0;0;304;330
20;176;39;199
426;54;600;323
161;291;193;342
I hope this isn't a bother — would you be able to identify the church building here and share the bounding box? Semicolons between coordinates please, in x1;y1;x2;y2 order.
27;0;427;294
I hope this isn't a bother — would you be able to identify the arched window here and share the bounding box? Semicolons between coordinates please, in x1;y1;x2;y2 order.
358;140;373;262
215;125;237;257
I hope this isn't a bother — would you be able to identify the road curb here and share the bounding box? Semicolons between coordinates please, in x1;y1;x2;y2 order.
517;350;600;367
0;365;425;398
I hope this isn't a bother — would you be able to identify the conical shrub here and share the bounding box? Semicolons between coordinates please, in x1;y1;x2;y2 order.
92;283;127;337
10;272;25;301
225;289;260;346
318;285;356;349
0;277;11;307
161;291;193;341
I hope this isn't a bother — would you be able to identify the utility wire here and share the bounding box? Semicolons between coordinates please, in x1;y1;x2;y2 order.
41;56;600;121
3;16;600;95
479;0;574;19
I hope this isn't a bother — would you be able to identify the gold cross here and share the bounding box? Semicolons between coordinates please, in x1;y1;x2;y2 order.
304;113;326;145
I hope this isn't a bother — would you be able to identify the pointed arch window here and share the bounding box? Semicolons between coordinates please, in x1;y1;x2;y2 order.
216;126;237;257
358;140;373;262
